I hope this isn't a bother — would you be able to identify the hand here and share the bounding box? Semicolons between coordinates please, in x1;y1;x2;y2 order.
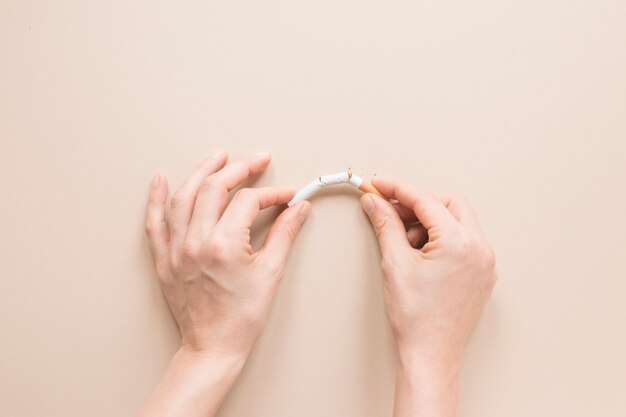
140;149;311;417
359;176;497;417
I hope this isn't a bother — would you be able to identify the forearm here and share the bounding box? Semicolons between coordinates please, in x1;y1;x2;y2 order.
138;346;246;417
393;351;459;417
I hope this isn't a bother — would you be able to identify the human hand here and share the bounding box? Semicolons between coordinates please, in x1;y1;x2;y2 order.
139;149;310;417
359;176;497;417
145;149;311;357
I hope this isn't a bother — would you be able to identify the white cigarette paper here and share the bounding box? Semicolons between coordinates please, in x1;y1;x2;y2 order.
288;170;383;206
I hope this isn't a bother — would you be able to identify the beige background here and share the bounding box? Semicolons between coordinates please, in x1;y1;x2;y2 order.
1;0;625;416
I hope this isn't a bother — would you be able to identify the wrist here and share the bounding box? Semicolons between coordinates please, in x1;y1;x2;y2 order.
180;327;259;362
396;342;461;376
393;348;460;417
174;343;248;378
138;345;248;417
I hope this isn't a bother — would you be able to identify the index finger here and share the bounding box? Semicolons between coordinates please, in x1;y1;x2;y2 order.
186;152;272;240
217;186;296;231
438;193;483;236
371;176;457;231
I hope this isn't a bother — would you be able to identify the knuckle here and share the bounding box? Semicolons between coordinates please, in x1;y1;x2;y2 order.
204;236;229;264
144;221;155;237
445;192;470;209
380;254;394;275
168;251;182;273
181;239;200;260
451;233;472;254
449;232;481;258
373;216;389;239
240;301;266;328
281;223;297;244
199;178;229;201
169;191;186;208
204;236;219;253
412;200;425;215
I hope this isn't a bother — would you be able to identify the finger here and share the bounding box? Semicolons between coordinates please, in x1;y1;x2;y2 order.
407;224;428;249
169;149;228;249
360;193;413;261
217;186;296;233
438;193;483;236
145;174;170;269
393;202;418;224
372;176;457;232
187;152;272;241
257;200;311;272
396;196;478;231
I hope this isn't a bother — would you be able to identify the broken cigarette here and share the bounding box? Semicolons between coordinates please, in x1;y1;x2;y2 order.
287;169;385;206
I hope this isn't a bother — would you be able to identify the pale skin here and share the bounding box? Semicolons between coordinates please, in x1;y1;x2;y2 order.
141;149;497;417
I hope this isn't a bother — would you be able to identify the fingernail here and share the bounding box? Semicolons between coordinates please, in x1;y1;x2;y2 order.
255;151;271;159
151;174;161;188
298;201;311;222
360;194;375;214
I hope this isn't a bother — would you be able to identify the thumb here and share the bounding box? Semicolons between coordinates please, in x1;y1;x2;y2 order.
259;200;311;272
360;193;412;259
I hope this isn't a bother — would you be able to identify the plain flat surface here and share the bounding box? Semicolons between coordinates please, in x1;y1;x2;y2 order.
1;1;626;416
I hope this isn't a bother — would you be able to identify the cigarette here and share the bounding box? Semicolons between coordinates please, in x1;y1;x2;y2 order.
287;169;385;206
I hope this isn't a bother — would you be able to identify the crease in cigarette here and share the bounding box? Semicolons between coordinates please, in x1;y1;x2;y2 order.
287;169;385;206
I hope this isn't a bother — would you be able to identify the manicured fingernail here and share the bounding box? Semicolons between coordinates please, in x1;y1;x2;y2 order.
151;174;161;188
298;201;311;222
360;194;375;214
255;151;271;159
